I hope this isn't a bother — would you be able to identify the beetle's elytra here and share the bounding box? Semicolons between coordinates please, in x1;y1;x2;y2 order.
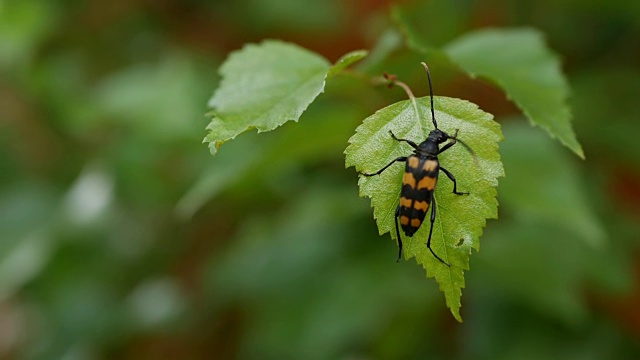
398;157;439;235
360;63;476;267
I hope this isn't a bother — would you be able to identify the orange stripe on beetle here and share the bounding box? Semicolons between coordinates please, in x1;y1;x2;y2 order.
399;197;412;208
411;218;421;227
408;156;420;169
417;176;437;190
400;216;410;226
414;200;429;212
402;172;416;188
422;159;438;172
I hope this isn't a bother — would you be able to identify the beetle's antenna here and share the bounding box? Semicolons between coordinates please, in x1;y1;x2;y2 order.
421;62;437;130
450;132;480;166
455;138;476;158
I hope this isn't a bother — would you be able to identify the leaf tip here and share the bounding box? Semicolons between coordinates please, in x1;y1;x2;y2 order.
202;138;221;156
327;49;369;79
451;308;463;323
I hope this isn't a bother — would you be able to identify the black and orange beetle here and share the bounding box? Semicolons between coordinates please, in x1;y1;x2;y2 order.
361;63;475;267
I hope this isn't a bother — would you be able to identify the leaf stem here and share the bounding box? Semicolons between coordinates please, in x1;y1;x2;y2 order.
382;73;421;127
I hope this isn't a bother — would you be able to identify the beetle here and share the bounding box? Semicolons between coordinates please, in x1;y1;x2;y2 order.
361;63;475;266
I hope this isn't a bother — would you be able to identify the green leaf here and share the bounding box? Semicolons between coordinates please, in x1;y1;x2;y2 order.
204;40;330;155
572;68;640;165
179;102;362;219
345;96;503;321
391;5;429;54
444;28;584;158
475;215;624;325
391;1;469;50
499;121;606;247
354;28;403;73
327;49;368;78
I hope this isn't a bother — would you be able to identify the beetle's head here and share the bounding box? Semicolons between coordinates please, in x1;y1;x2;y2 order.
427;129;450;144
416;129;449;155
423;128;476;158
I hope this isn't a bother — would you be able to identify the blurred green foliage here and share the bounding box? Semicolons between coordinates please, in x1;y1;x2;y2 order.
1;0;640;359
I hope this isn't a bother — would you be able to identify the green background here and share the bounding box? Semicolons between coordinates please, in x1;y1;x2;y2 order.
2;0;639;358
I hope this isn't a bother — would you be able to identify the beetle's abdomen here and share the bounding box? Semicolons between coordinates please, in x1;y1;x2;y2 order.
398;156;439;236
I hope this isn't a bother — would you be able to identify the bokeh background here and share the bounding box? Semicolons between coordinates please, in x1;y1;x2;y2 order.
2;0;640;359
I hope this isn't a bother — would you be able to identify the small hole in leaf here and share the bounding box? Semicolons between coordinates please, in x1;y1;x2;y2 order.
455;238;465;247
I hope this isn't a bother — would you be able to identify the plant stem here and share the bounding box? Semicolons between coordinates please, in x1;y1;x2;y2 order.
385;75;421;126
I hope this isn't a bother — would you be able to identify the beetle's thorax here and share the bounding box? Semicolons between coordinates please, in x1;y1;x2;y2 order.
416;129;449;157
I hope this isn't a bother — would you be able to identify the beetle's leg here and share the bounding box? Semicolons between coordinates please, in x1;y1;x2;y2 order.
439;166;469;195
426;194;451;267
360;156;407;176
389;130;419;149
437;140;457;154
395;206;403;262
